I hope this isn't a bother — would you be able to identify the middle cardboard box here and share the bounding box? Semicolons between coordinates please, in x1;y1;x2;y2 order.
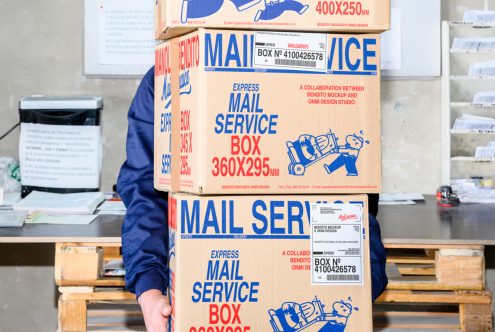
168;193;372;331
155;28;381;195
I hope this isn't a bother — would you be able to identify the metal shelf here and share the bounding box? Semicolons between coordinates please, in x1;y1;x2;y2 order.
451;129;495;134
450;75;495;80
451;156;495;162
449;22;495;28
450;102;495;108
450;49;495;54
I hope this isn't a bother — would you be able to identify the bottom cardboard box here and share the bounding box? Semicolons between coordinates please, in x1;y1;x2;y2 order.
168;193;371;332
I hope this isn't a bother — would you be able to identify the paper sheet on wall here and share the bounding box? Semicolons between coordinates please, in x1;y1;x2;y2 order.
380;8;402;70
97;0;154;65
19;124;102;189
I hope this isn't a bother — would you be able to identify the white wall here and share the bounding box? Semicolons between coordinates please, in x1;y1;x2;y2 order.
381;79;442;193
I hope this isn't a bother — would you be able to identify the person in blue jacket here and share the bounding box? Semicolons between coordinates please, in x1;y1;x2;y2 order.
117;67;388;331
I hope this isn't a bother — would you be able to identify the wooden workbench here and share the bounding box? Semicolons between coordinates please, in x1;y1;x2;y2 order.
379;196;495;246
0;214;122;243
1;196;495;245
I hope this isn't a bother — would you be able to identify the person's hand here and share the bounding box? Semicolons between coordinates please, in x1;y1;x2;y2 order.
138;289;172;332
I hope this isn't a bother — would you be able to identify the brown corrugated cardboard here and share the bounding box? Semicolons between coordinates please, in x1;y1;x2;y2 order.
155;29;381;194
155;40;180;191
155;0;390;40
168;193;371;331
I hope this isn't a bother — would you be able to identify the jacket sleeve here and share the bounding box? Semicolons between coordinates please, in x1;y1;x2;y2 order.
369;213;388;301
117;66;169;298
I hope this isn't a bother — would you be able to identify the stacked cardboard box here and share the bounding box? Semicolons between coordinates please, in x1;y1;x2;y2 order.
155;0;390;39
155;30;381;194
154;3;389;331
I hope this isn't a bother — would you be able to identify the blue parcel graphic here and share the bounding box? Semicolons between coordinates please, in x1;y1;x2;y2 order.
269;296;358;332
254;0;309;22
180;0;308;23
286;130;369;177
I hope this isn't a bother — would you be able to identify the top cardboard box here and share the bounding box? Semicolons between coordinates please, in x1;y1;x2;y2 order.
155;0;390;39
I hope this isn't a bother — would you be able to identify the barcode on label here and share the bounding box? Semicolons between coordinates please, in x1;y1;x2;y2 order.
326;275;360;281
274;59;317;68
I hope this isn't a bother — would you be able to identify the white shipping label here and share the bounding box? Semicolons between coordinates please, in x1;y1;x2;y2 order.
253;31;327;72
311;203;364;285
19;123;102;189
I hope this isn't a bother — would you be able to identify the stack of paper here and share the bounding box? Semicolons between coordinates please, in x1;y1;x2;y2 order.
13;191;105;214
463;10;495;24
474;141;495;160
473;91;495;105
379;193;425;205
24;212;98;225
453;114;495;131
0;192;24;227
452;178;495;203
96;200;126;216
0;210;27;227
0;192;21;209
469;60;495;76
452;37;495;52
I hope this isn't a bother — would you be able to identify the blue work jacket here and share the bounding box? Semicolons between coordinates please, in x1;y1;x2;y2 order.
117;67;388;301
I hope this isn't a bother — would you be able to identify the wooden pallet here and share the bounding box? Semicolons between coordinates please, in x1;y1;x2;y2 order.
375;289;493;331
378;243;492;332
58;286;138;332
55;243;132;332
385;244;485;291
55;242;493;331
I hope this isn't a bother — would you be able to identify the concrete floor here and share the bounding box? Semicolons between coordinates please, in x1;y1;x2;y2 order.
0;244;494;331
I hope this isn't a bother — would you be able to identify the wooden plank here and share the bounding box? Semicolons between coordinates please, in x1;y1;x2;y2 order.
61;246;99;254
61;291;136;301
436;252;485;290
59;286;95;294
439;249;483;256
90;300;138;305
373;323;459;329
387;276;484;291
57;278;125;287
459;303;493;332
58;242;122;247
87;309;142;317
55;243;62;282
387;256;435;264
376;290;492;304
102;247;121;257
396;264;436;276
58;299;87;332
384;243;484;250
103;255;122;261
87;322;144;327
373;311;458;317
